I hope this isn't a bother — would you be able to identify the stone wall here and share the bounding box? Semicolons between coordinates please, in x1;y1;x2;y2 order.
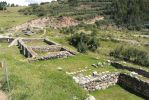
73;72;119;92
0;37;14;43
44;38;60;45
18;38;75;61
21;38;44;43
118;73;149;98
30;45;62;52
18;39;38;58
73;72;149;99
111;62;149;78
37;51;73;60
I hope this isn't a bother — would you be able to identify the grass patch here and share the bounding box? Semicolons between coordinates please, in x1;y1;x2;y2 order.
91;85;144;100
0;7;35;31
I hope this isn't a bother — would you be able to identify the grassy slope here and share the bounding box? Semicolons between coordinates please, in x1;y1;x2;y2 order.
0;41;145;100
0;4;148;100
0;7;35;30
0;43;87;100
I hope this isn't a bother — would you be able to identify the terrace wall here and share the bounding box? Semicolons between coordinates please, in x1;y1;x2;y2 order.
0;37;14;43
73;72;149;99
118;73;149;98
111;62;149;78
18;39;38;58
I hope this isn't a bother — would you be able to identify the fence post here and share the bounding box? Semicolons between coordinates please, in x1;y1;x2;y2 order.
2;60;11;100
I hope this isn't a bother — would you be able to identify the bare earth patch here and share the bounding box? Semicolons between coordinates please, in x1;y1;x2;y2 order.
0;91;8;100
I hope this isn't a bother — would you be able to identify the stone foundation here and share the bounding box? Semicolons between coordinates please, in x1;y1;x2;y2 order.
111;62;149;78
73;72;149;98
17;38;75;61
0;37;14;43
73;72;119;92
118;73;149;98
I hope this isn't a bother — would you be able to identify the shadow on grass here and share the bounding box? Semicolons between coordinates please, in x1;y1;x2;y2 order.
118;83;148;99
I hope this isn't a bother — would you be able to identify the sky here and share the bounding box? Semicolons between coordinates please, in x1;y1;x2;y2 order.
0;0;54;6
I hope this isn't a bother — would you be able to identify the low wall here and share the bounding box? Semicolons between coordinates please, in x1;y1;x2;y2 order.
0;37;14;43
18;39;38;58
30;45;62;52
111;62;149;78
118;73;149;98
21;38;44;43
73;72;119;92
44;38;60;45
18;38;75;61
73;72;149;99
36;51;73;60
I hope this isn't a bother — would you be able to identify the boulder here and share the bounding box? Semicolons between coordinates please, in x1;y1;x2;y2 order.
86;95;96;100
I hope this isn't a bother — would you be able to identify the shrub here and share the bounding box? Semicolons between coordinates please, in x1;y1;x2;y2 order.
70;32;100;53
110;46;149;67
38;12;46;17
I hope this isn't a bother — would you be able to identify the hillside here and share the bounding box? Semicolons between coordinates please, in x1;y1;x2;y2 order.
0;7;36;34
0;1;148;100
19;0;149;30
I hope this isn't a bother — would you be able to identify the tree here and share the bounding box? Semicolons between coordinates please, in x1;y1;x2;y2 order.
0;1;7;10
11;3;15;7
68;0;78;6
70;32;100;53
111;0;149;30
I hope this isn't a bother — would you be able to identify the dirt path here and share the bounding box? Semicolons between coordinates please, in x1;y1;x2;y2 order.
0;91;8;100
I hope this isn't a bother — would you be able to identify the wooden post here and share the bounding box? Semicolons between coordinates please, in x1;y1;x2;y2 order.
3;60;11;100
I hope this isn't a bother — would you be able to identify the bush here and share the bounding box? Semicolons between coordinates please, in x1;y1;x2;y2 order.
38;12;46;17
110;46;149;67
70;32;100;53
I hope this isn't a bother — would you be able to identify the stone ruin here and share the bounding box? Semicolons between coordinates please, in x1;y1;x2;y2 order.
0;36;75;61
17;38;76;61
72;72;149;99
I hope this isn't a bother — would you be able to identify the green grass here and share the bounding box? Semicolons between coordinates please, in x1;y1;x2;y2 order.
0;7;35;31
0;43;87;100
25;41;49;46
91;85;144;100
0;43;117;100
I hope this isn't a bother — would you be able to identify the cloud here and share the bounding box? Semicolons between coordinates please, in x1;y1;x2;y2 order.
0;0;53;6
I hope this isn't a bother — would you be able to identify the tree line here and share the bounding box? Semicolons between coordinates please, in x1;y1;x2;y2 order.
111;0;149;30
0;1;19;10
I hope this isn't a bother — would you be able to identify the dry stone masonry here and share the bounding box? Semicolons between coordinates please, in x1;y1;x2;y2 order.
73;72;119;92
17;38;75;61
111;62;149;78
118;73;149;98
72;72;149;99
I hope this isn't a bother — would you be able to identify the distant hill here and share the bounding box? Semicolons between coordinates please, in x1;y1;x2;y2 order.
19;0;149;30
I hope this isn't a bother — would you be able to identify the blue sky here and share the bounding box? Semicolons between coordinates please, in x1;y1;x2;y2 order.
0;0;54;6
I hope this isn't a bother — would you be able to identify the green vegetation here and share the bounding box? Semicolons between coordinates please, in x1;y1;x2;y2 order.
70;32;100;53
111;0;149;30
0;1;7;10
19;0;149;30
0;7;36;31
19;0;111;20
0;1;148;99
91;85;144;100
0;43;88;100
110;46;149;67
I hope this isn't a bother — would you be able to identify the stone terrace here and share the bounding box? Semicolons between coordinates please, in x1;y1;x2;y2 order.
18;38;75;61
